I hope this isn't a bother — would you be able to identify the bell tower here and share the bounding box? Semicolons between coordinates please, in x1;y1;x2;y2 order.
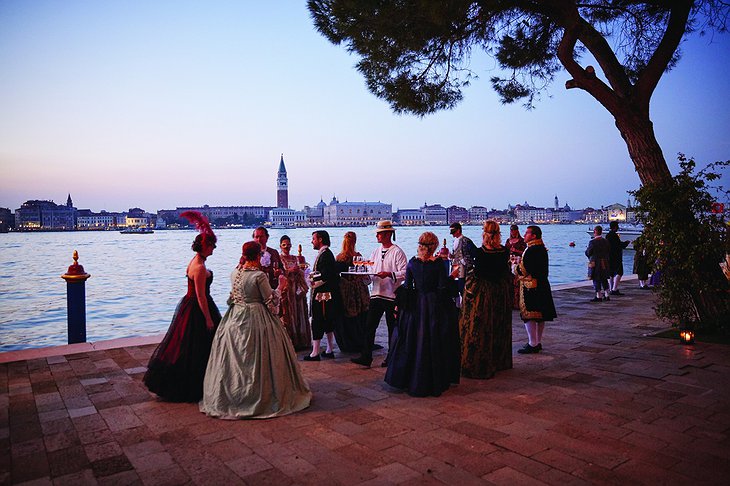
276;154;288;208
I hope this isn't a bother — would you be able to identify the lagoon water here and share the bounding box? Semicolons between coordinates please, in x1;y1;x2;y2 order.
0;224;634;351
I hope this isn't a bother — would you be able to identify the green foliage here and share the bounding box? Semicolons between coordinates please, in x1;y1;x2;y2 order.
307;1;728;111
631;154;729;333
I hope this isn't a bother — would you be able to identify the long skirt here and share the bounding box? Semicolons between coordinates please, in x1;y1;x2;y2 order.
459;276;513;379
200;302;311;419
334;312;366;353
385;289;460;397
144;293;220;402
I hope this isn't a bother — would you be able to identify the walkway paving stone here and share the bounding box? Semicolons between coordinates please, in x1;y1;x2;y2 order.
2;282;730;485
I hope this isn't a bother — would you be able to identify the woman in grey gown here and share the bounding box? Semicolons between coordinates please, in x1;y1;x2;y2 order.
200;241;311;419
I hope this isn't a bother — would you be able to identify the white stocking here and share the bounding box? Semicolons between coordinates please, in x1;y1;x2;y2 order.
324;332;335;353
524;322;539;347
310;339;321;357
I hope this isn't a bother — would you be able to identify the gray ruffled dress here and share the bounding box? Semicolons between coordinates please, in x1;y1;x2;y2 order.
200;267;311;419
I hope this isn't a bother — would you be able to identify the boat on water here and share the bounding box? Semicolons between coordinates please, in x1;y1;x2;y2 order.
120;227;155;234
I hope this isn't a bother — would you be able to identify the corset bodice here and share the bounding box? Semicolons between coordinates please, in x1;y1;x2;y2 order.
186;272;213;298
230;268;268;305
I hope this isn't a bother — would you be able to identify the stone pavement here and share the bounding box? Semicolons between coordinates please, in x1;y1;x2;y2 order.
2;281;729;485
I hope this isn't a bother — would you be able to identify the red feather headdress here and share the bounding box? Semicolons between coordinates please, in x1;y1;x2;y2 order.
180;211;216;252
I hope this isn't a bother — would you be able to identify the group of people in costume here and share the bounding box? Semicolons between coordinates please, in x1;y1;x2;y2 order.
143;213;556;419
585;220;639;302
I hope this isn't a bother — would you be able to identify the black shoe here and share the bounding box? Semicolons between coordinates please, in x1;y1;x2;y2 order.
641;286;652;290
372;344;384;350
610;290;623;296
536;343;543;351
517;343;540;354
603;296;610;302
590;297;601;302
320;351;335;359
303;354;320;361
380;360;388;368
350;356;372;367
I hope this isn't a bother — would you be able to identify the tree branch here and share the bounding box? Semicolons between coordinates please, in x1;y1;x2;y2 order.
557;20;622;115
635;1;693;107
572;17;634;98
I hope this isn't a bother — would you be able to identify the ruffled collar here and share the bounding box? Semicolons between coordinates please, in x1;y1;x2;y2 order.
527;238;545;248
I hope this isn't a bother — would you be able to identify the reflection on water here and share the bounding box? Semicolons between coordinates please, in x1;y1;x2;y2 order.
0;224;634;351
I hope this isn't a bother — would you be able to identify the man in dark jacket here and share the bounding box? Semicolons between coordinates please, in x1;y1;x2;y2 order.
606;221;630;295
304;230;341;361
516;225;557;354
586;225;612;302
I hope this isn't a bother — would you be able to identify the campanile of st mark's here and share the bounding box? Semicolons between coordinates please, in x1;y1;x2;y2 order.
276;154;288;208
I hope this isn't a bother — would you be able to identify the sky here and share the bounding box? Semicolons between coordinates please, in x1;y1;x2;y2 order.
1;1;729;213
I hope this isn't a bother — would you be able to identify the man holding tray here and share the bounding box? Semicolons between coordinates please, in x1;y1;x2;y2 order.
351;220;408;368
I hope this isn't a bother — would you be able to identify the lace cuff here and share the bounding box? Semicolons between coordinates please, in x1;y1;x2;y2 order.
265;289;280;314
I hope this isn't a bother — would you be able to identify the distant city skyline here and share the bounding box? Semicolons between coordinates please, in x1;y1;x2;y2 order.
2;190;630;215
1;2;728;213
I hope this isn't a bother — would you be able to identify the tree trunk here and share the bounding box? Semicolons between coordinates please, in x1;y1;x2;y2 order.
614;112;672;186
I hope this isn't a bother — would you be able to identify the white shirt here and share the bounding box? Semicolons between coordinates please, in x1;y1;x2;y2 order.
368;244;408;301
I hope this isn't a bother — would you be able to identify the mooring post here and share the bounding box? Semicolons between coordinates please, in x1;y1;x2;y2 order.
61;250;91;344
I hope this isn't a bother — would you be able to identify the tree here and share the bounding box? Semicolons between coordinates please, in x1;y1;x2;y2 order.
308;0;729;327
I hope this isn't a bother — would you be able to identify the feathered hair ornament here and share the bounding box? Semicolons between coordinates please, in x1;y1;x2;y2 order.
180;211;216;253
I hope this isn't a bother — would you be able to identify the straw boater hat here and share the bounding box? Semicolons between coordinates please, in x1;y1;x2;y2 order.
375;220;396;239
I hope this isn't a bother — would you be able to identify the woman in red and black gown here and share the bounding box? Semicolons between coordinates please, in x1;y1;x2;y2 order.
143;211;221;402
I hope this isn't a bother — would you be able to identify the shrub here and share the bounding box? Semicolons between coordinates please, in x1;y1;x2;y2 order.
630;154;729;334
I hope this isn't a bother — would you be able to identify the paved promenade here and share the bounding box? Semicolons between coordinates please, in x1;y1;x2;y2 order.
2;281;729;485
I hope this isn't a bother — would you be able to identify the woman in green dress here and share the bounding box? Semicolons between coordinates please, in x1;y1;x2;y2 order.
200;241;311;419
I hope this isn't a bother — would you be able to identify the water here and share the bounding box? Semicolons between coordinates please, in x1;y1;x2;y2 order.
0;224;634;351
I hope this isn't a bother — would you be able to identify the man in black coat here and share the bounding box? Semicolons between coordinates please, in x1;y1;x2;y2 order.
606;221;630;295
516;225;557;354
304;230;341;361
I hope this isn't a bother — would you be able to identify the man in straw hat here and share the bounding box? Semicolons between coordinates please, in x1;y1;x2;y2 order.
351;220;408;368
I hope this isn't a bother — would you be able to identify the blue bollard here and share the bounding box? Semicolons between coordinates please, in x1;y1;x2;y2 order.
61;250;91;344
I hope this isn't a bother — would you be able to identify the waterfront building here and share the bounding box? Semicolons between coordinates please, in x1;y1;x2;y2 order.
488;210;511;223
605;203;628;222
583;207;603;223
447;205;469;225
126;215;149;228
393;208;425;225
277;154;288;208
551;202;584;223
158;205;272;226
269;207;306;227
15;198;77;230
302;198;327;225
0;207;13;232
421;203;447;225
468;206;489;224
124;208;155;228
514;202;553;223
323;199;392;225
76;210;122;229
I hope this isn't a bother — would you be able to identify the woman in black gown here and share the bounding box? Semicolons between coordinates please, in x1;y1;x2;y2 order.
143;211;221;402
385;231;460;397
